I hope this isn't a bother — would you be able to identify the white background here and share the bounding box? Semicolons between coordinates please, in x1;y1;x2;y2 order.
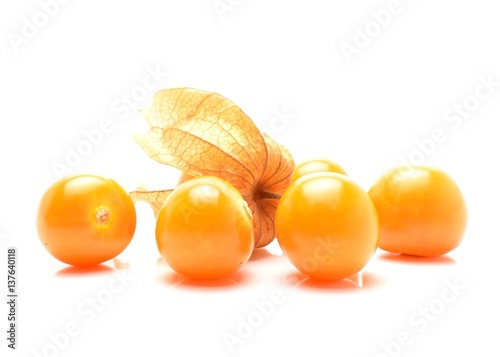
1;0;500;356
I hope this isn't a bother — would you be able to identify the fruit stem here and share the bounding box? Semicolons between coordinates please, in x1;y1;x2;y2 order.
259;191;282;200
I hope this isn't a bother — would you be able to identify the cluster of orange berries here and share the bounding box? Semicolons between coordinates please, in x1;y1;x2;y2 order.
36;158;467;282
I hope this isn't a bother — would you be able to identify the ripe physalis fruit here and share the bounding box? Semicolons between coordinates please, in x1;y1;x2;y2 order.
130;87;294;248
275;172;379;281
368;165;468;257
36;174;137;266
291;158;347;182
156;176;254;280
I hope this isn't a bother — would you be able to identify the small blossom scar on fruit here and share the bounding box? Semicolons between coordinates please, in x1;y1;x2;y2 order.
129;87;295;248
95;206;111;225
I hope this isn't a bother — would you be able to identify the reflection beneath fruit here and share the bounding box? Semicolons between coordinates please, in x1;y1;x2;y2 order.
159;270;249;290
55;264;114;277
378;252;456;264
285;270;382;291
